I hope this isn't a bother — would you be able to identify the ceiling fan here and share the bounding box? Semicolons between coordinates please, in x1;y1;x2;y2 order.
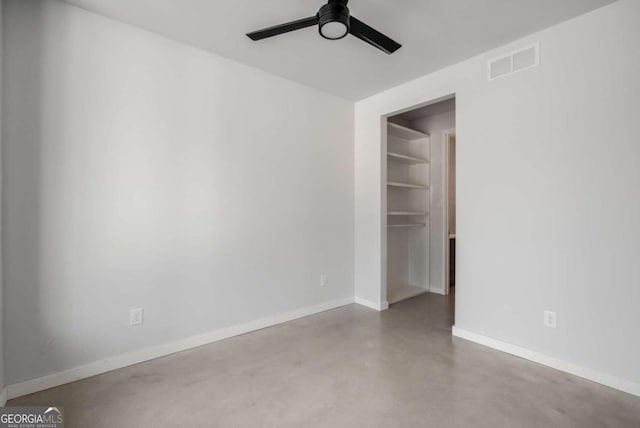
246;0;401;55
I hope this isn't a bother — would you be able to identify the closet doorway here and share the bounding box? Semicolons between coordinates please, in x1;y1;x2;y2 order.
444;129;456;294
384;96;456;305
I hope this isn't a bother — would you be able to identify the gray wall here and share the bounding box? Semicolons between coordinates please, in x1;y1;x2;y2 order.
355;0;640;389
3;0;354;384
0;0;4;397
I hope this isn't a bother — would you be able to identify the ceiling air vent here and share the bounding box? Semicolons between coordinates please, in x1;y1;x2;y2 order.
488;43;539;81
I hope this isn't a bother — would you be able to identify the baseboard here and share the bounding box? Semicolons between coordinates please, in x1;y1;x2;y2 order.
428;285;446;296
452;326;640;397
0;387;7;406
354;296;389;311
7;296;354;400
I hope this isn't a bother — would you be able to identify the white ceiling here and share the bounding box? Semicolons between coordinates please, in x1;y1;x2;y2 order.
63;0;615;100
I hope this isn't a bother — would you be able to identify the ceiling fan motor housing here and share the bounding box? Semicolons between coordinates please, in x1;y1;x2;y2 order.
318;0;350;40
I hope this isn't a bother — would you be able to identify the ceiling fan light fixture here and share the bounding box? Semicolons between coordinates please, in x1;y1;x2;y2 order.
318;2;350;40
246;0;402;55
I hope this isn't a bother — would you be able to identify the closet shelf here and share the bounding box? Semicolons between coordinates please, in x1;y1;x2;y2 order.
387;181;429;189
387;152;429;165
388;211;429;216
388;223;426;228
387;123;430;141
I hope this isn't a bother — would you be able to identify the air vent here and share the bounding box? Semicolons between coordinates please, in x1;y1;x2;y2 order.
513;46;538;72
489;56;512;80
488;43;539;81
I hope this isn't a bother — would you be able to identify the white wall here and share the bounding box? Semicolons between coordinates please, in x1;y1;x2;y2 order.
355;0;640;390
3;0;354;385
0;0;5;398
410;108;455;294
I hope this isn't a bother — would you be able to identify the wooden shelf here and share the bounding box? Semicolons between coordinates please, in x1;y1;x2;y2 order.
388;223;426;229
387;181;429;189
388;211;429;216
387;152;429;165
387;284;429;304
387;123;430;141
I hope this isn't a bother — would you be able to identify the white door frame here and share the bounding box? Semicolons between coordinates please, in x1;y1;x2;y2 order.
378;93;456;307
443;128;456;295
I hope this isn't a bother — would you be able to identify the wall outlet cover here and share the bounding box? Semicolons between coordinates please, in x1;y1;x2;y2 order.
543;310;557;328
130;308;144;326
320;274;328;287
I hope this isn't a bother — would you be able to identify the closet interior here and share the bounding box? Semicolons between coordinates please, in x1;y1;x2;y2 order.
385;97;456;304
385;122;431;304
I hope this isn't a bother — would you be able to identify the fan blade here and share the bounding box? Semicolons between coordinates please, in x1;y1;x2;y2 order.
247;16;318;41
349;16;401;54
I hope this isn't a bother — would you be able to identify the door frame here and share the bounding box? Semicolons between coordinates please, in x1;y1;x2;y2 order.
443;128;456;295
378;93;456;306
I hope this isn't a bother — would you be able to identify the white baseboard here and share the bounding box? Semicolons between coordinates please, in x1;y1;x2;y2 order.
0;387;7;406
7;297;354;400
354;296;389;311
452;326;640;397
428;285;446;296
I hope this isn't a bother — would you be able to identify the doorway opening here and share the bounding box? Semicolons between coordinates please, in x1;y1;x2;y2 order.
444;129;456;294
383;96;456;317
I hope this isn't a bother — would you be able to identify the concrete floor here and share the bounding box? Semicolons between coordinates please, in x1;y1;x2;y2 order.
9;293;640;427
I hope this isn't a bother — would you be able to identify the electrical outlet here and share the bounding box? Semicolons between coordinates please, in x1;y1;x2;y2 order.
320;274;328;287
543;310;556;328
130;308;144;326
